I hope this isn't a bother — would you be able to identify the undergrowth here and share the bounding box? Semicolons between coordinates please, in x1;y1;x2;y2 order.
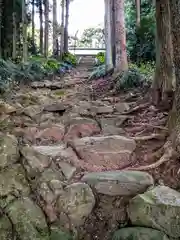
89;64;106;80
0;53;77;92
89;61;154;90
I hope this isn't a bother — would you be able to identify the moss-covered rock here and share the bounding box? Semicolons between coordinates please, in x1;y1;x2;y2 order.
128;186;180;238
0;134;19;168
7;197;49;240
0;216;13;240
82;170;154;196
112;227;170;240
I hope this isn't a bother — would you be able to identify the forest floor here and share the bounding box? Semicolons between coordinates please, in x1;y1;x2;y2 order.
0;63;180;239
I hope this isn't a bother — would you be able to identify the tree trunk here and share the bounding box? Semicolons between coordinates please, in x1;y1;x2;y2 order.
168;0;180;143
152;0;174;105
32;0;35;47
64;0;70;53
22;0;28;62
104;0;113;70
44;0;49;58
136;0;141;27
111;0;116;67
12;11;16;60
39;0;43;54
0;0;2;58
60;0;65;58
114;0;128;72
53;0;57;56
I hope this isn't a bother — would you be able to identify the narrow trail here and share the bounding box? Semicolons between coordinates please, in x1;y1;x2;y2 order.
0;59;180;239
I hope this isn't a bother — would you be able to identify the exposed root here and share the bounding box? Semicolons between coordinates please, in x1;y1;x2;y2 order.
124;103;149;114
132;123;168;131
128;141;177;171
132;133;166;141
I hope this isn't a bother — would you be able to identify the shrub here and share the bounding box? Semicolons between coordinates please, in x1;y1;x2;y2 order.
62;52;77;66
114;67;144;91
95;52;105;66
0;55;74;92
89;64;106;80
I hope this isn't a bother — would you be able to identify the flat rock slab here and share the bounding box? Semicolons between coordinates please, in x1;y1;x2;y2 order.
23;105;44;119
112;227;170;240
70;135;136;171
128;186;180;238
20;124;65;144
43;103;67;113
32;145;78;179
82;171;154;196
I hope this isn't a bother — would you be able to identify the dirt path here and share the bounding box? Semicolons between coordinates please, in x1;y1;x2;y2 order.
0;64;179;239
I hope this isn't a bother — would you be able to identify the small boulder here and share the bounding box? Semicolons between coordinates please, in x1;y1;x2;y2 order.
58;162;77;180
21;146;51;178
35;124;65;142
7;197;49;240
0;216;13;240
112;227;170;240
128;186;180;238
23;105;43;119
0;100;16;114
64;117;100;141
82;170;154;196
114;102;130;113
57;183;95;226
0;134;19;168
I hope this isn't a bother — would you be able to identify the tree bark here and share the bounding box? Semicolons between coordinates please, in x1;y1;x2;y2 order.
136;0;141;27
168;0;180;146
64;0;69;53
39;0;43;55
12;11;16;60
104;0;113;70
22;0;28;62
53;0;57;56
0;0;2;58
44;0;49;58
152;0;174;105
114;0;128;72
111;0;116;67
32;0;35;46
60;0;65;58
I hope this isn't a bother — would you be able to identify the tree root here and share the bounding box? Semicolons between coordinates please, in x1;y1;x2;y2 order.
124;103;149;114
132;133;166;141
132;123;168;131
127;142;176;171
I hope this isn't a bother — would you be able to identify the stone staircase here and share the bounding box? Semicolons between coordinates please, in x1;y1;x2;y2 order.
78;56;95;71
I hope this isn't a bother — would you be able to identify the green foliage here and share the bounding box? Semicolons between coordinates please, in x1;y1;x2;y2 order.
62;52;77;66
114;67;145;91
77;26;105;48
0;56;67;92
95;52;105;66
129;62;155;78
125;0;155;63
114;62;154;91
89;64;106;80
